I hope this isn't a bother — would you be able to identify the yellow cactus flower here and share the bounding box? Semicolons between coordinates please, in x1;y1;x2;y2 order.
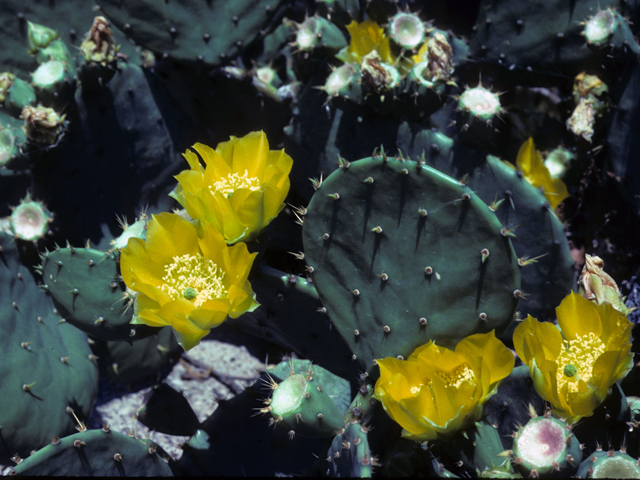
514;138;569;211
513;292;633;424
373;331;514;441
120;212;259;351
171;131;293;245
337;19;397;66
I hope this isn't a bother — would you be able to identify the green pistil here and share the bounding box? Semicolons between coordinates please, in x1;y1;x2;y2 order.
563;364;578;377
183;287;197;300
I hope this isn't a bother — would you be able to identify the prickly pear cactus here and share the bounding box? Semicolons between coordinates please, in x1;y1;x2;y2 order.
10;428;173;476
96;0;285;66
302;154;521;369
0;232;98;464
40;245;158;341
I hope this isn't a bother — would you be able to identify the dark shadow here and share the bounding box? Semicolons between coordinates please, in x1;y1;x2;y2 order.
415;215;427;252
455;196;470;233
369;234;383;279
476;259;487;310
397;174;408;227
360;183;374;243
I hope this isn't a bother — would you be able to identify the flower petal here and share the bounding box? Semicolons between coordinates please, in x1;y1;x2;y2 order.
556;292;603;340
145;213;200;262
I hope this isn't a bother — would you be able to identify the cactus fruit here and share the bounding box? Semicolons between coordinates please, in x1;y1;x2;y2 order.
322;63;363;102
295;16;347;51
456;84;502;145
583;8;640;55
302;154;520;369
20;105;66;146
26;21;59;56
567;73;609;143
262;361;346;438
10;428;173;476
0;114;29;173
577;449;640;479
544;146;575;180
0;72;36;117
31;60;76;105
78;16;120;91
9;194;53;242
387;11;426;50
110;212;149;251
510;409;582;477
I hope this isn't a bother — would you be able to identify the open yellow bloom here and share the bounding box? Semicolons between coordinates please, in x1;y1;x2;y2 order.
513;138;569;211
337;19;397;65
171;131;293;245
120;212;259;351
513;292;633;424
373;331;514;441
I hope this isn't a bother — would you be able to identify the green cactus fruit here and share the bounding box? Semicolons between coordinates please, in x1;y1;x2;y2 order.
0;72;37;117
9;194;53;242
577;449;640;478
0;113;29;173
544;146;575;180
27;21;59;55
511;412;582;477
110;212;148;250
264;363;346;439
302;154;521;369
40;246;159;342
456;84;503;146
10;428;173;476
0;232;98;464
27;21;76;75
387;11;426;50
136;383;200;437
20;104;66;146
458;84;502;122
251;65;282;101
31;60;76;105
90;326;181;384
295;16;347;51
267;358;351;415
583;8;640;55
323;62;363;103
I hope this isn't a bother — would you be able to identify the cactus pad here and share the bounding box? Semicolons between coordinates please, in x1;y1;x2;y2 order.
302;155;520;369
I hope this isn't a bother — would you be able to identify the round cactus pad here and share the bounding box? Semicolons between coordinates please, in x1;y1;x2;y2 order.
302;156;521;369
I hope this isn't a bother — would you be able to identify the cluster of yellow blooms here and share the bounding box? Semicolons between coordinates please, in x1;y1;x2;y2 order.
119;129;631;442
120;131;293;350
374;291;633;440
